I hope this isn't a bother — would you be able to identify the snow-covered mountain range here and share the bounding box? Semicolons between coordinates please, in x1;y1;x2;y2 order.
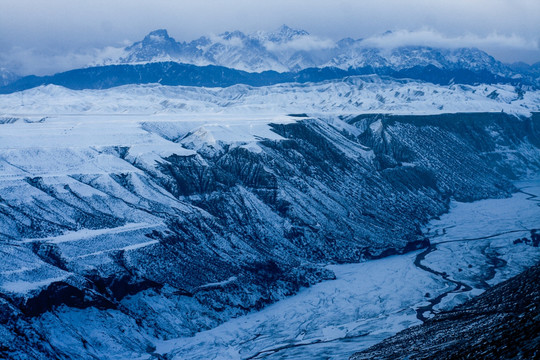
106;26;513;75
2;26;538;93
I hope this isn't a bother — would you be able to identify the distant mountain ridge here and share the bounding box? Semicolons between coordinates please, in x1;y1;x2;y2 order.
1;26;538;92
107;26;516;76
0;61;523;94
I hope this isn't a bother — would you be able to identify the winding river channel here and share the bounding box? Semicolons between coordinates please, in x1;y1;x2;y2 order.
156;177;540;360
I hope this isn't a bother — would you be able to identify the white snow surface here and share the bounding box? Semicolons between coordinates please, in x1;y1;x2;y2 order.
424;178;540;244
1;76;539;116
0;113;293;181
0;110;295;292
156;252;445;360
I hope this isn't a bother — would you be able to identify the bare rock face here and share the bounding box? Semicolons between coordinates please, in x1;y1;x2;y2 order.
0;112;539;359
350;263;540;360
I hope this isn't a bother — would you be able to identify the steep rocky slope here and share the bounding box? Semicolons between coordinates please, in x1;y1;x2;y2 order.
0;112;539;359
350;262;540;360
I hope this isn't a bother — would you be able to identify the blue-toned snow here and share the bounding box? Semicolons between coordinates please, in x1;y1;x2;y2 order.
155;178;540;359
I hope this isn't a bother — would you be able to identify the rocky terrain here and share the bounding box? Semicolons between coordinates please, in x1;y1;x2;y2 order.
0;109;539;359
350;262;540;360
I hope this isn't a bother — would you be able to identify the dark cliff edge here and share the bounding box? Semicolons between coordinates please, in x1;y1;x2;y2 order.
350;262;540;360
0;112;539;359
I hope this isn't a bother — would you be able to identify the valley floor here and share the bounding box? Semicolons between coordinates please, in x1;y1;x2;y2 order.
155;177;540;360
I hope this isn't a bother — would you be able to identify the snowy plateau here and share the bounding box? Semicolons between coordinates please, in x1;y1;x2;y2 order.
0;29;540;360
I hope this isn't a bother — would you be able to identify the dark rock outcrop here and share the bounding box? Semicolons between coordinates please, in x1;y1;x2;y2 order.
350;263;540;360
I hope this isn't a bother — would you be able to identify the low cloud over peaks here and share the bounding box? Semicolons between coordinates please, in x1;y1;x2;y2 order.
361;29;539;51
0;46;127;76
264;35;336;52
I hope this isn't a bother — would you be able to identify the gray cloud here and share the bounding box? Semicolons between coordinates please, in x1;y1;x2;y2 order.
264;36;336;52
1;0;539;75
0;46;126;76
361;29;539;51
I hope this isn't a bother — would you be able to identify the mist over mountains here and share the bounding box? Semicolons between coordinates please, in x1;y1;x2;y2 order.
1;26;539;93
110;26;512;74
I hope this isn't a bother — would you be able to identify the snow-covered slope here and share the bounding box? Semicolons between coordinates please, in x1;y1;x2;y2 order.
1;76;539;116
0;105;539;358
0;108;539;359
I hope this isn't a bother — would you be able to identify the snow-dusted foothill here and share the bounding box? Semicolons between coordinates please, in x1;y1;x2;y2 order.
1;76;539;115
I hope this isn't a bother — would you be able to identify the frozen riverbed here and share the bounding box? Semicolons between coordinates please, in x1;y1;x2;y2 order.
156;252;446;359
156;178;540;359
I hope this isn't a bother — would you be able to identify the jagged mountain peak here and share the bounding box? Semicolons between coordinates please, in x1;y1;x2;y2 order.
145;29;172;39
337;37;359;47
278;24;307;34
135;29;180;48
122;29;183;63
0;67;19;87
220;30;248;41
266;25;310;42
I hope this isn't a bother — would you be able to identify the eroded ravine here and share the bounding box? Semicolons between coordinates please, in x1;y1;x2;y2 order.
155;180;540;360
2;113;539;360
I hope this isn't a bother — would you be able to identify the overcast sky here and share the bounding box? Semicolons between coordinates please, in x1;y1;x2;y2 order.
1;0;539;75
